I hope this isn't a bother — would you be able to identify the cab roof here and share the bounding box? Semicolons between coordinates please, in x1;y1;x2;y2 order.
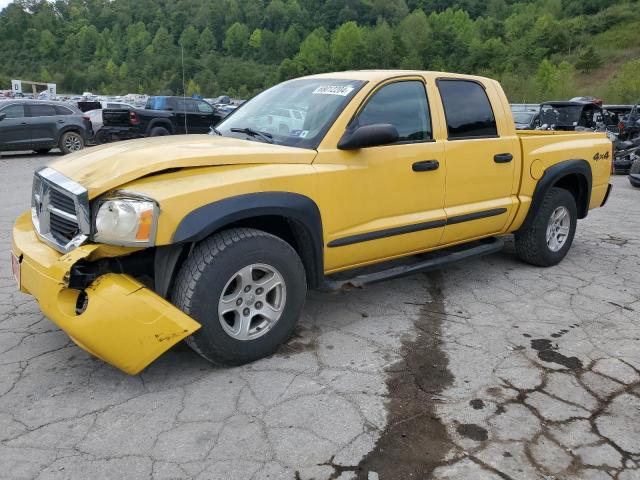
301;70;495;84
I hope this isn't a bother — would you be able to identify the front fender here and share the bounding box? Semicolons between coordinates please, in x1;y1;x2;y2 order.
172;191;324;284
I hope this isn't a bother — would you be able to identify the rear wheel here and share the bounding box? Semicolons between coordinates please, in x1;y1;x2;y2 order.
59;131;84;154
149;126;170;137
515;187;577;267
171;228;307;366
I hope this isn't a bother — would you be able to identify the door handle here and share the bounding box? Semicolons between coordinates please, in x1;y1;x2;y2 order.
412;160;440;172
58;120;65;123
494;153;513;163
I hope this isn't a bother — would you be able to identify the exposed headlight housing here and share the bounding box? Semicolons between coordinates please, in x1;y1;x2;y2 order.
92;193;159;246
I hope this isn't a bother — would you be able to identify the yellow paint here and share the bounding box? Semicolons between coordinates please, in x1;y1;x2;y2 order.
12;213;200;374
530;159;545;179
12;70;613;374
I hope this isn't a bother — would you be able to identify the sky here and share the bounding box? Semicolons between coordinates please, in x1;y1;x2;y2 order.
0;0;13;10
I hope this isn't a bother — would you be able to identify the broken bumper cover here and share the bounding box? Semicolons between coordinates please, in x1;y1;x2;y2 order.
11;212;201;375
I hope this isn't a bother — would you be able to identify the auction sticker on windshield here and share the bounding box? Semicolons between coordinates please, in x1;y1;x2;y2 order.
313;85;354;96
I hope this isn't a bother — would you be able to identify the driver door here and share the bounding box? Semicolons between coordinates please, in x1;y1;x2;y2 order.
314;78;447;272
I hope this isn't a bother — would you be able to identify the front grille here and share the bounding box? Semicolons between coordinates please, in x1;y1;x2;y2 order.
49;188;76;214
31;167;90;253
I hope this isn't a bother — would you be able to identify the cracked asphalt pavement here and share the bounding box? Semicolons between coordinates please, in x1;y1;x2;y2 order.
1;152;639;480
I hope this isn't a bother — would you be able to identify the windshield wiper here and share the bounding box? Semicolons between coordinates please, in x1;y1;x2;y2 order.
230;127;274;144
210;126;223;136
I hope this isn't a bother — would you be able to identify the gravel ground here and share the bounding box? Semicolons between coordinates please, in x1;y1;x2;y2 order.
0;151;638;480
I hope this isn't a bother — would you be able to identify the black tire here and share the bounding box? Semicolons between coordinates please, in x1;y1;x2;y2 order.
58;131;84;154
630;158;640;175
34;148;51;154
149;126;170;137
95;130;109;145
515;187;577;267
171;228;307;366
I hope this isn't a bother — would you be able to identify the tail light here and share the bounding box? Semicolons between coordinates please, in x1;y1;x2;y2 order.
618;122;625;130
129;111;140;125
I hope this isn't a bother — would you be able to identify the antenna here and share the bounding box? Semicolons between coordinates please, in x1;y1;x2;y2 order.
181;42;188;134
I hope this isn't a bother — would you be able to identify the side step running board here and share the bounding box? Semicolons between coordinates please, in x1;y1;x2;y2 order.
321;237;504;291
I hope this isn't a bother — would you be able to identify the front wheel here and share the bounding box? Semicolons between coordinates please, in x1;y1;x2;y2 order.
515;187;577;267
171;228;307;366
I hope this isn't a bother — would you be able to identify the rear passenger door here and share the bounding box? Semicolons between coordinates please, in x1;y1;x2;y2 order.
436;79;519;245
26;103;58;147
0;103;31;150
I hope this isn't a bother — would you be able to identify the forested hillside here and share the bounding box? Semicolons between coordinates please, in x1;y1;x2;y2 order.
1;0;639;102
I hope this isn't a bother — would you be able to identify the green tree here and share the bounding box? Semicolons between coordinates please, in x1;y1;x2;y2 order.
186;78;201;96
330;21;365;70
180;26;199;54
224;22;250;56
606;59;640;103
38;30;56;56
575;46;603;72
198;27;216;53
249;28;263;51
364;21;394;69
535;58;558;98
293;28;330;74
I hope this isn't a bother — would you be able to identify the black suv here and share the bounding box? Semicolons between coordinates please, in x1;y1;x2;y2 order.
0;100;93;155
100;96;223;142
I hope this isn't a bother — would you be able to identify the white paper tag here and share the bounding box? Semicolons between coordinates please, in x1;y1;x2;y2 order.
312;85;354;96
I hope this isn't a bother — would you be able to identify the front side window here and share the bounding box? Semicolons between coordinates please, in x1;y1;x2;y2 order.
438;80;498;139
28;104;56;117
197;101;214;114
354;81;432;142
216;78;365;149
1;104;25;118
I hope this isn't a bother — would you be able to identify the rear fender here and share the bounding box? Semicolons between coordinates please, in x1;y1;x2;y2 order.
519;159;592;233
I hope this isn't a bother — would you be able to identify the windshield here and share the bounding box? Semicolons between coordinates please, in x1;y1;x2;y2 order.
539;105;585;127
513;112;534;124
215;78;365;149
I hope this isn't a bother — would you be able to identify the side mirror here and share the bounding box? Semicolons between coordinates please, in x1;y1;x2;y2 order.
0;112;5;121
338;123;399;150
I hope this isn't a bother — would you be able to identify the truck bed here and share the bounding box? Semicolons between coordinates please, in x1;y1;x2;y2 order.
515;129;612;222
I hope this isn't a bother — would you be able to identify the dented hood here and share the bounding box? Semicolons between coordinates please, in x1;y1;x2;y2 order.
51;135;317;197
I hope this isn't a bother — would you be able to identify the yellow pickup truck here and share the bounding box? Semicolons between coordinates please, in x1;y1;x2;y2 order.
12;71;612;374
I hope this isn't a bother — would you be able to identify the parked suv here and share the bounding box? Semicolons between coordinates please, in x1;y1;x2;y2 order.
0;100;92;154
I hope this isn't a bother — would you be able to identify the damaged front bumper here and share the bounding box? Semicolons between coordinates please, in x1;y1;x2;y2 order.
11;212;201;375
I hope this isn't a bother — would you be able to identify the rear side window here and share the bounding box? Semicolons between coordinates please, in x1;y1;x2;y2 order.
437;80;498;139
55;105;73;115
146;97;168;110
1;104;25;118
356;80;432;142
28;104;57;117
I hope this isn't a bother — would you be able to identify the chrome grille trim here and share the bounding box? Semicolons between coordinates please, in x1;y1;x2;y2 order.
31;167;90;253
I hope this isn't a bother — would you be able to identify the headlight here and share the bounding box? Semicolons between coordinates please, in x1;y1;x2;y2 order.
93;193;158;246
